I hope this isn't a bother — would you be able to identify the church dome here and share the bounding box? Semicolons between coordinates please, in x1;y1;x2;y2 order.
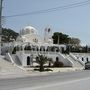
20;26;38;35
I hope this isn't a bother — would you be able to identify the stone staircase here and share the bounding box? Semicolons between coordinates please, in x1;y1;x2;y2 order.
66;55;84;68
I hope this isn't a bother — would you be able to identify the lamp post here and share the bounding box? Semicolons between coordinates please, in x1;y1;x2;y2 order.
0;0;3;54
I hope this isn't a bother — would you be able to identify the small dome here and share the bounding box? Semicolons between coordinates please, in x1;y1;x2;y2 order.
20;26;38;35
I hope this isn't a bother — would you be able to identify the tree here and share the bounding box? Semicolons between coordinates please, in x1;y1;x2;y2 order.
52;32;69;44
36;54;48;72
85;45;88;53
69;38;80;46
2;28;19;42
52;32;81;46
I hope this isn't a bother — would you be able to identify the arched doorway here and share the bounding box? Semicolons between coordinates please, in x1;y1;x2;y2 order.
86;57;89;62
27;56;30;65
56;57;59;62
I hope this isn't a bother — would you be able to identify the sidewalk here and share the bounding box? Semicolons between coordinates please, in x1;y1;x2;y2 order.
0;56;84;79
0;67;84;79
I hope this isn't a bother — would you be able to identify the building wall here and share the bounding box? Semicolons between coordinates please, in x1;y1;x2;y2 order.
16;51;33;66
16;51;72;67
73;53;90;63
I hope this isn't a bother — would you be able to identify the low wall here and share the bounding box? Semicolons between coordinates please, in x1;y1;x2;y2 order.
5;53;14;64
16;51;73;67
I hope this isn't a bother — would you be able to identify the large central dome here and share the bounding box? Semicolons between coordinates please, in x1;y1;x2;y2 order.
20;26;38;35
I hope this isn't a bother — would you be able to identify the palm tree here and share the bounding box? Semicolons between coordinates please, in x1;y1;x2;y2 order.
36;54;48;72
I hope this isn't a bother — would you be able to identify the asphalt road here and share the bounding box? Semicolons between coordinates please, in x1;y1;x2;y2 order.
0;70;90;90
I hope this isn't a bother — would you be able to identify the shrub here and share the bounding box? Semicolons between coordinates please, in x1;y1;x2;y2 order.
53;57;64;67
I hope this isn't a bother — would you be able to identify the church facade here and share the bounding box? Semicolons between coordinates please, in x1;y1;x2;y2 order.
4;26;73;67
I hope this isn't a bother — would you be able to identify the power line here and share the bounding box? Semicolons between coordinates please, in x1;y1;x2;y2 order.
5;0;90;18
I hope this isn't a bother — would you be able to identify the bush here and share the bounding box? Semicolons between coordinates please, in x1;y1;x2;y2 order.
53;57;64;67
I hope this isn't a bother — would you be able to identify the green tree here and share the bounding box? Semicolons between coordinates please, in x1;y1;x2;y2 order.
52;32;81;46
52;32;69;44
69;38;80;46
36;54;48;72
2;28;19;42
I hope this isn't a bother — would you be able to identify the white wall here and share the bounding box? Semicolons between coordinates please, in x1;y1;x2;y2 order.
16;51;33;66
16;51;72;67
73;53;90;63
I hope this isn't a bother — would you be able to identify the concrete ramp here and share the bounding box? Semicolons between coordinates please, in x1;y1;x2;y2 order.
5;53;22;66
0;57;25;74
11;55;22;66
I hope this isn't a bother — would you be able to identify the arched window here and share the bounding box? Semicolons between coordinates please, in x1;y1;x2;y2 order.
82;57;84;61
56;57;59;62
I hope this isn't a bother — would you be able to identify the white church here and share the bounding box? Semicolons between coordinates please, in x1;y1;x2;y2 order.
2;25;85;69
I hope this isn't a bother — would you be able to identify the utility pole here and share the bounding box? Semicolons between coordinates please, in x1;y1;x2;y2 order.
57;34;59;44
0;0;3;54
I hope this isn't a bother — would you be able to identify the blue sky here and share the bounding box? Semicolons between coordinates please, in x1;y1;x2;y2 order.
2;0;90;45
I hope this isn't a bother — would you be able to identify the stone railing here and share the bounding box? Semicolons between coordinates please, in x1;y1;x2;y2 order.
70;53;85;66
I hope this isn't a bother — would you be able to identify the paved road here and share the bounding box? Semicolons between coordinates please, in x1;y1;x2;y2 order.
0;70;90;90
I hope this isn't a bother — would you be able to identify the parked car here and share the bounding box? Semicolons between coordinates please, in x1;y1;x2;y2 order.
85;62;90;69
